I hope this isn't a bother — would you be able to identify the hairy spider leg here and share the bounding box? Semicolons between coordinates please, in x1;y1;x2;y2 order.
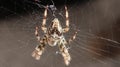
63;6;70;33
32;37;46;60
35;27;40;41
59;39;71;66
68;31;78;44
32;26;46;60
60;30;78;66
41;5;48;33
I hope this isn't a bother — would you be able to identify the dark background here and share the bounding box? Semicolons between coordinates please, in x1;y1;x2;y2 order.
0;0;89;19
0;0;120;67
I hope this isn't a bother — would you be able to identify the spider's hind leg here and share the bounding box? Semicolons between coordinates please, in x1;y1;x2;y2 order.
58;41;71;66
32;39;46;60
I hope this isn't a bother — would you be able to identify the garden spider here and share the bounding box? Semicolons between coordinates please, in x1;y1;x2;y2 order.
32;5;77;66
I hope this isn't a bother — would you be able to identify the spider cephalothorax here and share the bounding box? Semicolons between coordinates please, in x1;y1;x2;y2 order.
32;6;77;66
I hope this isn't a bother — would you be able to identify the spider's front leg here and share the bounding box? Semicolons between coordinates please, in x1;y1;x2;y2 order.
32;37;46;60
41;5;48;33
59;39;71;66
63;6;69;33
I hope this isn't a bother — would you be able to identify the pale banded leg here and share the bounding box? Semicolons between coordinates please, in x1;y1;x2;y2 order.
32;43;45;60
41;5;48;33
68;31;78;44
63;6;70;33
32;27;45;60
59;43;71;66
35;26;40;41
32;39;45;60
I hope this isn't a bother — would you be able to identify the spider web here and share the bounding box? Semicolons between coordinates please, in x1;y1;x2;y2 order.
0;0;120;67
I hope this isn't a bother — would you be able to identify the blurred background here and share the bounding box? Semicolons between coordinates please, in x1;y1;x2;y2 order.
0;0;120;67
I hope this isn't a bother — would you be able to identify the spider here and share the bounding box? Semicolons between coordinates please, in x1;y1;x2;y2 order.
32;5;77;66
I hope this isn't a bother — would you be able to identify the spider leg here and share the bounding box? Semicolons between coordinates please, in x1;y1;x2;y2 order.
32;37;46;60
41;5;48;33
68;31;78;44
32;27;46;60
35;26;40;41
58;40;71;66
63;6;69;33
